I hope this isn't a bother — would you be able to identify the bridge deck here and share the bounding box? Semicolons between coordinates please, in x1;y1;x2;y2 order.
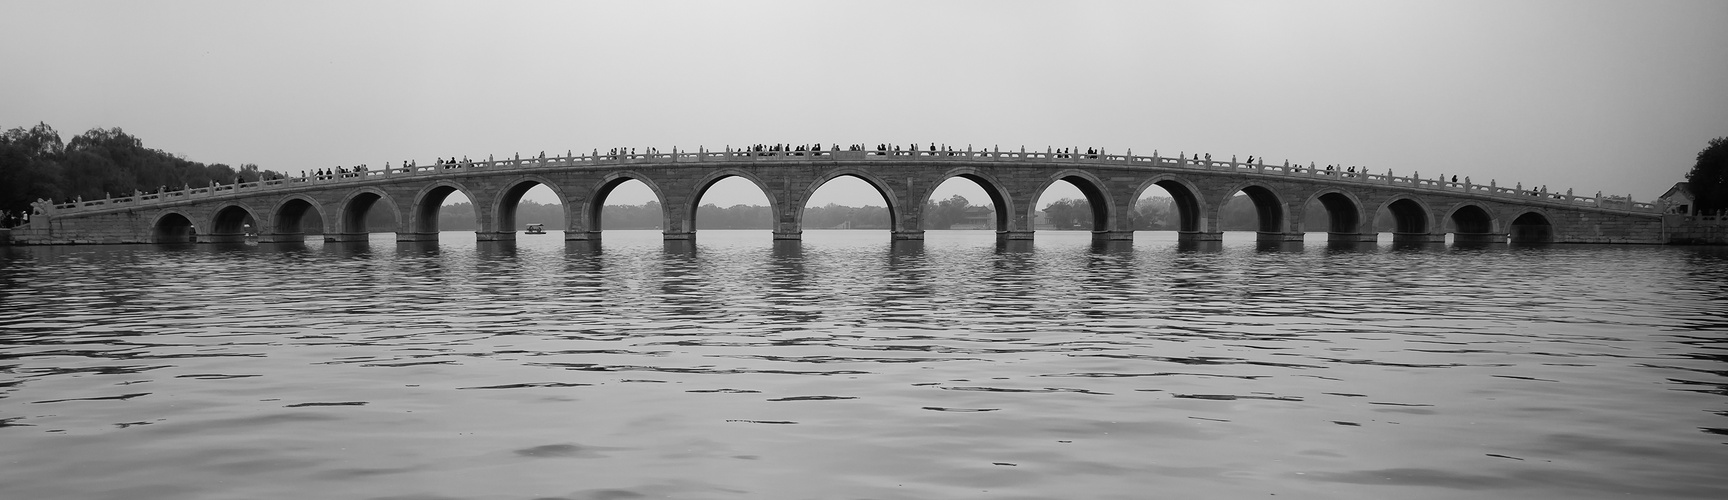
35;148;1657;218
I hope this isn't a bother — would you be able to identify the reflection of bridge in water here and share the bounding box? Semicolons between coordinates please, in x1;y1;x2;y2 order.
14;147;1665;245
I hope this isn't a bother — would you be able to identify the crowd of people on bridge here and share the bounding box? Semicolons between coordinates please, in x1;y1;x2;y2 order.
726;143;833;156
304;164;372;180
438;157;470;169
452;143;1193;161
605;147;661;159
253;144;1573;206
1051;147;1103;159
710;143;1123;159
1520;184;1567;199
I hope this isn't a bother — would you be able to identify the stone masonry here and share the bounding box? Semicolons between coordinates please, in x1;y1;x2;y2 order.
11;149;1667;245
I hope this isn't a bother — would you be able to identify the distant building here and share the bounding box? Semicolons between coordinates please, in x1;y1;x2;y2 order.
1660;182;1696;215
1661;182;1727;244
949;206;996;230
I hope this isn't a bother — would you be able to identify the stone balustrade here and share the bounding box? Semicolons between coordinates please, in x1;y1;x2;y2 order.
37;145;1658;217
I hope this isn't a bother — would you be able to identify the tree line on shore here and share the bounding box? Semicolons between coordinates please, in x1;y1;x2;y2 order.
1688;137;1727;214
0;123;285;226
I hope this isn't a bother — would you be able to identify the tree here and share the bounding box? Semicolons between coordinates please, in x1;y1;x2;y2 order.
237;163;264;182
1041;198;1093;230
923;194;973;229
1687;137;1728;213
1;122;64;158
1133;196;1173;230
0;123;67;225
1;122;286;226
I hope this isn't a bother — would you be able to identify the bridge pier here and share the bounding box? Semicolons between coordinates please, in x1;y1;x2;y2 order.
1453;233;1506;244
1392;232;1446;244
326;232;372;243
204;232;248;244
258;232;305;243
1093;230;1134;241
1091;239;1134;252
16;150;1668;247
1327;232;1378;243
394;232;438;242
663;240;696;255
1178;231;1223;242
1256;231;1305;243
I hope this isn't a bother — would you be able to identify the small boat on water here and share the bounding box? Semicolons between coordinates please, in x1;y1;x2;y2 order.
524;223;546;235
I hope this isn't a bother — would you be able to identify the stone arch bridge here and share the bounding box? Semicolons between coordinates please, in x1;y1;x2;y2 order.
12;147;1664;245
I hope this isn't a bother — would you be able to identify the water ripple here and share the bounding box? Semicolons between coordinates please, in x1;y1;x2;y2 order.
2;231;1726;499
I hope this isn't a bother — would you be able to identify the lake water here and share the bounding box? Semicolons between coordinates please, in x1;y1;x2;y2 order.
2;230;1725;500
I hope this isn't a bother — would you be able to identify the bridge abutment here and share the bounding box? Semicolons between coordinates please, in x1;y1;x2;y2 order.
394;232;438;242
1452;233;1505;244
1179;231;1223;242
1093;230;1134;241
258;232;305;243
999;230;1035;240
892;230;924;240
1257;232;1305;243
1327;232;1378;243
1393;232;1448;243
204;232;248;243
476;231;515;242
773;231;801;240
565;230;599;241
664;239;696;253
663;231;695;241
327;232;372;243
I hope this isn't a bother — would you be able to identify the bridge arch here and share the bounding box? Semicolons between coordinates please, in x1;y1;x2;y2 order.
151;210;198;244
1132;175;1206;232
271;195;326;236
688;168;782;233
1443;202;1499;242
1220;181;1287;233
408;181;478;235
584;171;668;232
1304;189;1366;235
337;187;402;236
492;175;567;234
18;150;1672;246
1508;208;1554;243
208;202;261;243
929;167;1013;230
1033;169;1115;231
796;167;902;232
1378;195;1434;235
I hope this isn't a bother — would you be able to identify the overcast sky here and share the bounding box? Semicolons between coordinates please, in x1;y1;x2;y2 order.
4;0;1724;209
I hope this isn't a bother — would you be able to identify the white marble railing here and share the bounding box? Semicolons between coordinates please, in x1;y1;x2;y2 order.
39;147;1659;215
